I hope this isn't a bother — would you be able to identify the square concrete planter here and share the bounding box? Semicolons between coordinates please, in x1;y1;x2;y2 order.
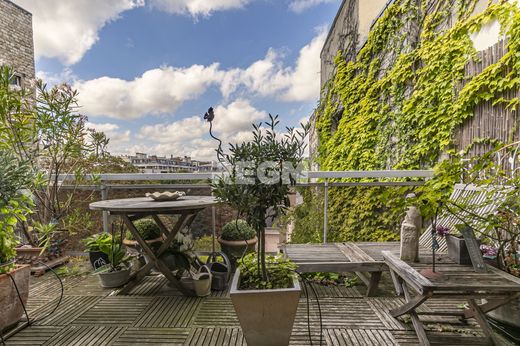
230;268;300;346
0;265;30;332
446;235;477;265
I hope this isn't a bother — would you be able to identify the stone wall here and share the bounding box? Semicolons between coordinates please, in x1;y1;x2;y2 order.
0;0;34;85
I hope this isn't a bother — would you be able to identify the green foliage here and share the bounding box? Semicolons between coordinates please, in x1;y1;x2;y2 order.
211;114;309;284
193;235;221;252
0;150;34;273
305;0;520;242
126;218;162;241
238;253;297;290
302;272;359;287
221;219;256;241
96;236;130;272
82;232;112;252
283;187;324;243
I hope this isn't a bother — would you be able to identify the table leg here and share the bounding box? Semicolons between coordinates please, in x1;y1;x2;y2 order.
463;292;520;319
398;282;430;346
467;299;500;345
366;271;382;297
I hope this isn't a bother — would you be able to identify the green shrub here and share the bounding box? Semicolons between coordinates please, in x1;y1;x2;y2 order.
221;220;256;241
238;253;297;290
126;219;161;241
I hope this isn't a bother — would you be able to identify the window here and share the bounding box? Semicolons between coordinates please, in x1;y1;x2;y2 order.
9;74;22;87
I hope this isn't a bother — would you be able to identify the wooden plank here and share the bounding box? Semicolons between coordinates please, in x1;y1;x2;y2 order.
294;261;386;273
401;282;431;346
336;242;375;262
459;227;486;272
382;251;435;295
467;299;500;345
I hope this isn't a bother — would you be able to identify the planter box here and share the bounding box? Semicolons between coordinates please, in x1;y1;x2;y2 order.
0;265;30;332
230;268;300;346
446;235;475;265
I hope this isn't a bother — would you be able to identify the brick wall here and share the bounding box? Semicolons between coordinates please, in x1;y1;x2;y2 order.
0;0;34;85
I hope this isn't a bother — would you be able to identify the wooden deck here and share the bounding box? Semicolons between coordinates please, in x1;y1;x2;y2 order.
3;260;514;346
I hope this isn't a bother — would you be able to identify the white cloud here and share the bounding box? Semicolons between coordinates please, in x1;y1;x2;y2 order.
139;116;207;143
137;99;266;143
222;29;326;102
288;0;336;13
14;0;144;65
148;0;249;17
113;99;267;160
73;30;325;120
75;64;223;119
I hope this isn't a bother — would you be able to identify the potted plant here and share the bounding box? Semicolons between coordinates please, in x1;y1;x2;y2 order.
83;233;111;270
95;232;132;288
434;225;475;265
218;219;257;263
123;218;163;254
208;113;309;346
0;150;34;331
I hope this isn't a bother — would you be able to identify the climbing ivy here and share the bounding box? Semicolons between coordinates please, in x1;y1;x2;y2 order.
292;0;519;243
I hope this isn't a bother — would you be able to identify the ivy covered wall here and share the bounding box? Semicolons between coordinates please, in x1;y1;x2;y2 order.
295;0;520;243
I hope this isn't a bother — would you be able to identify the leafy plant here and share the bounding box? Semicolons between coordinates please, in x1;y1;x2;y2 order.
221;219;256;241
126;218;162;241
309;0;520;242
0;150;34;274
0;66;99;245
238;253;297;290
83;233;112;252
96;235;131;273
210;114;308;287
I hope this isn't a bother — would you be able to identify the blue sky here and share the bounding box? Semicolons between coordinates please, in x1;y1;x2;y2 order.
14;0;341;160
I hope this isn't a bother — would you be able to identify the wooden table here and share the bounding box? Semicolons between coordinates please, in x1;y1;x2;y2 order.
382;250;520;346
90;196;217;296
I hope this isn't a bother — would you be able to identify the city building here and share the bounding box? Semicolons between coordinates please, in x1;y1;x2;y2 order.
121;153;221;173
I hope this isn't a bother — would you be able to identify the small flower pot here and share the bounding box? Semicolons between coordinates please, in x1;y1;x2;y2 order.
217;237;257;263
230;268;301;346
97;268;130;288
446;235;477;265
0;265;30;332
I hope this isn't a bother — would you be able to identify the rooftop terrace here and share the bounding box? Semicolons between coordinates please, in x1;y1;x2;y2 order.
3;258;514;346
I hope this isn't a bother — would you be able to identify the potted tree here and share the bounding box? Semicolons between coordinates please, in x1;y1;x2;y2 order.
0;151;34;331
209;113;309;346
218;219;257;264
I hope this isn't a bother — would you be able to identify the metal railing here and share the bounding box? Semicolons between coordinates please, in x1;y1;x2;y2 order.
59;170;434;243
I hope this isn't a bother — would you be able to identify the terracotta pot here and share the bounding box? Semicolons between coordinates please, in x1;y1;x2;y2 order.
230;268;300;346
217;237;257;262
0;265;30;332
122;237;163;248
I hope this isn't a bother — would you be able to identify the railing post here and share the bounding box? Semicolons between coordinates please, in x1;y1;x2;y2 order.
323;178;329;244
100;184;110;233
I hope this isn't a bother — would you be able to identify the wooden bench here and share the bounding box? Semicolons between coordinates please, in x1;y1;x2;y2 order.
382;250;520;346
283;184;505;296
